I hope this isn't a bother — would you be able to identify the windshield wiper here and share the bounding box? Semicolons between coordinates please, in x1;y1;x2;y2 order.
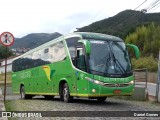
108;42;127;75
115;58;126;74
112;52;127;74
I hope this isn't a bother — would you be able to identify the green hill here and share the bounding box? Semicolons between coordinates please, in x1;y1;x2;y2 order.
77;10;160;39
12;32;62;49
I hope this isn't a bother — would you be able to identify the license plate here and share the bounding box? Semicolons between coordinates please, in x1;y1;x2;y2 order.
113;90;122;94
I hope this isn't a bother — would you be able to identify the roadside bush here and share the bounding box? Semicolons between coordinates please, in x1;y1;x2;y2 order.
131;56;158;72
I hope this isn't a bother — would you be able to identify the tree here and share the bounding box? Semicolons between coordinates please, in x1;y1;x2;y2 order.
125;23;160;58
0;45;13;59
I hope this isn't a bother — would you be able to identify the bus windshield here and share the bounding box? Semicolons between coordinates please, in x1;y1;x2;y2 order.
89;40;132;77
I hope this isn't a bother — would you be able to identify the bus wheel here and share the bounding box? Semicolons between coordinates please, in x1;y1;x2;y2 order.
20;86;26;99
97;97;107;102
20;86;32;99
63;83;73;103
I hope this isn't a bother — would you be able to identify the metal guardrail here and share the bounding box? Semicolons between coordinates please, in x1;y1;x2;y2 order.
133;68;148;88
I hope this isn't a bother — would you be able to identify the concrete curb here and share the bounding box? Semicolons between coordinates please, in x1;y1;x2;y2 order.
0;88;8;120
0;88;5;111
0;95;5;111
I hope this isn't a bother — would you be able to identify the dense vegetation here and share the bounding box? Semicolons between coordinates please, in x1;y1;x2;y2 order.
131;56;158;71
125;23;160;71
0;45;13;59
78;10;160;39
125;23;160;58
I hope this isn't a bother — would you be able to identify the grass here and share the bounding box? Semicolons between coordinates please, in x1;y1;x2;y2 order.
4;101;19;120
5;101;14;111
5;100;36;111
0;72;12;86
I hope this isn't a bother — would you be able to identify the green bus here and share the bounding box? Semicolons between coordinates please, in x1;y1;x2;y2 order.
12;32;139;102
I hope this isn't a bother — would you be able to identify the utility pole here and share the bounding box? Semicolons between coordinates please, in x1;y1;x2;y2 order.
156;50;160;102
0;32;14;102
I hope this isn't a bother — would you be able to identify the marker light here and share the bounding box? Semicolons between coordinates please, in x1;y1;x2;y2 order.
92;89;96;93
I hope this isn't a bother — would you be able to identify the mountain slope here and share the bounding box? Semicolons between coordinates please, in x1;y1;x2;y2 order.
12;32;62;49
77;10;160;39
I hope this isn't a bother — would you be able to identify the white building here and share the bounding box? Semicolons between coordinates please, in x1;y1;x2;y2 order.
0;56;17;74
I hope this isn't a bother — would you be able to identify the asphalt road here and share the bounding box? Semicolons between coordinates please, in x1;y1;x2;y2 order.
1;83;160;120
4;95;160;120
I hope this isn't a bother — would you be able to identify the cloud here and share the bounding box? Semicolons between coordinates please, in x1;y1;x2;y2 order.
0;0;159;38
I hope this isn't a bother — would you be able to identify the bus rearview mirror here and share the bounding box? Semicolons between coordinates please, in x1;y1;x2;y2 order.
126;44;140;59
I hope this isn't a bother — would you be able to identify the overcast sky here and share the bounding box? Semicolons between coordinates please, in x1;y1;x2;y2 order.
0;0;160;38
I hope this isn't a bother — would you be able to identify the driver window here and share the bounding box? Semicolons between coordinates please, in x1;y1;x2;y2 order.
77;48;86;71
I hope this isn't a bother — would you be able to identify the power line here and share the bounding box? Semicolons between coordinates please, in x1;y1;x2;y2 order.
145;0;160;11
108;0;159;31
77;1;147;32
149;2;160;12
76;0;160;33
147;0;159;9
88;7;106;24
146;0;160;12
97;1;148;31
94;9;115;22
134;0;148;10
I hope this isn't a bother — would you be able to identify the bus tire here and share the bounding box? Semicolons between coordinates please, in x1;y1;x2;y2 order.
59;84;64;101
97;97;107;102
20;86;32;99
63;83;73;103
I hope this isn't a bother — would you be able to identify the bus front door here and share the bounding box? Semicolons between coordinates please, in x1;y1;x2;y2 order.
76;47;88;96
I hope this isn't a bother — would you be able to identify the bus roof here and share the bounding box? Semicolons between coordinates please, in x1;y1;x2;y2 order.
74;32;123;42
14;32;123;60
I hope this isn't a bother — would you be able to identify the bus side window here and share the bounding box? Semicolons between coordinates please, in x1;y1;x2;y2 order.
76;48;86;71
65;37;81;65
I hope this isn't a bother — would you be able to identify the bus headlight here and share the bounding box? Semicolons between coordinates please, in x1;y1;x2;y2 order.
85;77;104;85
129;80;134;85
93;80;104;85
